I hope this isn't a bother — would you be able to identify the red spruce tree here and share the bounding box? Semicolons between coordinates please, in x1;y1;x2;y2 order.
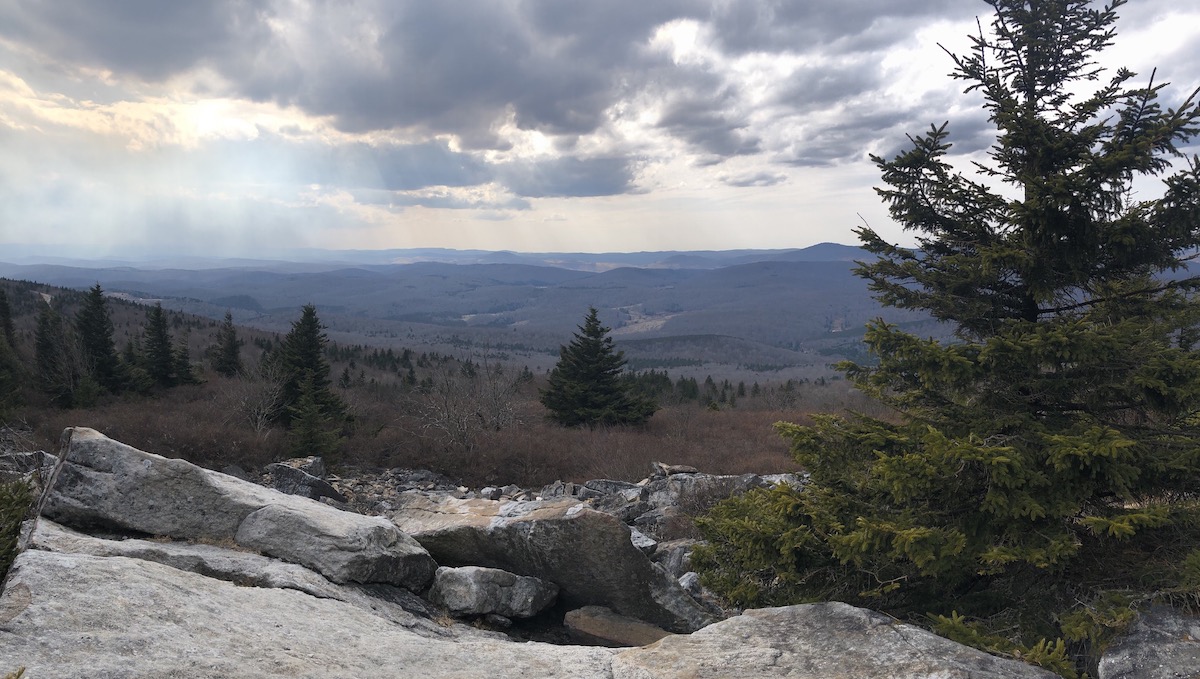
74;284;126;394
277;304;345;429
540;307;657;427
696;0;1200;671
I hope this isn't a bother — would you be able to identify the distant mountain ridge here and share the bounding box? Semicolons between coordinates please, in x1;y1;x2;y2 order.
0;242;870;272
0;242;938;377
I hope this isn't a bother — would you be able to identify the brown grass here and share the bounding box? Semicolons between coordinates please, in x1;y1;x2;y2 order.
13;371;882;489
21;382;288;473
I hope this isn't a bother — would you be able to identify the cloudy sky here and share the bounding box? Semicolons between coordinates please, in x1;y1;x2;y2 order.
1;0;1197;258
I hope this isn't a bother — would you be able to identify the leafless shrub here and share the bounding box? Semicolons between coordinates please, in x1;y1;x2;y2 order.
219;368;284;438
405;355;523;460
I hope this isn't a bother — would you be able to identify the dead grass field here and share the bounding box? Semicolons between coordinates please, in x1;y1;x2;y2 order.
14;375;885;487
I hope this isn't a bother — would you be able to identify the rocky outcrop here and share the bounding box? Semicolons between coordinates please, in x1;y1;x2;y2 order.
389;492;716;633
41;427;436;591
0;541;1058;678
0;429;1111;677
0;548;617;679
1098;606;1200;679
428;566;558;618
610;603;1058;679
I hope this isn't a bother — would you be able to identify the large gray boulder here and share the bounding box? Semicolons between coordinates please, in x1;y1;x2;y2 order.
428;565;558;618
235;503;434;587
1098;606;1200;679
389;493;716;633
41;427;435;591
612;602;1058;678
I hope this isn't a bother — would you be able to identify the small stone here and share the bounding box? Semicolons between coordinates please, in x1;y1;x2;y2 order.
651;461;699;477
629;528;657;555
678;572;701;595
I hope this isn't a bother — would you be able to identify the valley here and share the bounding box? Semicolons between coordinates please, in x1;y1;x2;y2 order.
0;243;943;381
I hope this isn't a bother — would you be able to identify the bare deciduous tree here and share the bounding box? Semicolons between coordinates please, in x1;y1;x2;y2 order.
221;365;285;438
408;355;523;457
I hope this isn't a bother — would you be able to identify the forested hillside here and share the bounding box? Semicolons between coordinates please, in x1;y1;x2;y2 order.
0;277;881;486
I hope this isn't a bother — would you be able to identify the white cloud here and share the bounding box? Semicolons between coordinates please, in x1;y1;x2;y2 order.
0;0;1196;256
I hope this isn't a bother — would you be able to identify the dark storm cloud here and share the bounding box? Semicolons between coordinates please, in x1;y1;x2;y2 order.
781;109;918;167
497;157;636;198
774;60;886;112
721;171;787;187
657;96;761;158
199;133;629;199
349;140;489;191
10;0;1176;190
0;0;975;159
705;0;973;55
0;0;272;81
351;189;531;212
228;0;701;147
196;135;488;192
778;85;996;168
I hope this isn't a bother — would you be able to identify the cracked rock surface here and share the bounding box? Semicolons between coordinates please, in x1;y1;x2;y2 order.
0;430;1068;678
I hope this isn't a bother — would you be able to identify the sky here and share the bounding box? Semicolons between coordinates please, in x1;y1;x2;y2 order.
1;0;1198;258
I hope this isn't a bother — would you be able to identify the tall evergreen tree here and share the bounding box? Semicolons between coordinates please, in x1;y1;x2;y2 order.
142;304;177;388
211;311;243;377
696;0;1200;667
278;304;344;426
35;305;66;406
540;307;657;427
75;283;125;393
34;305;94;408
173;333;201;386
0;288;20;417
0;288;15;349
286;370;341;458
0;333;20;419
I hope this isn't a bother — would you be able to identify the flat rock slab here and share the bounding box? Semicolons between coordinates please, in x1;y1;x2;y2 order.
0;550;618;679
28;519;442;630
1099;606;1200;679
390;493;715;633
0;547;1065;679
41;428;435;590
612;603;1058;679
